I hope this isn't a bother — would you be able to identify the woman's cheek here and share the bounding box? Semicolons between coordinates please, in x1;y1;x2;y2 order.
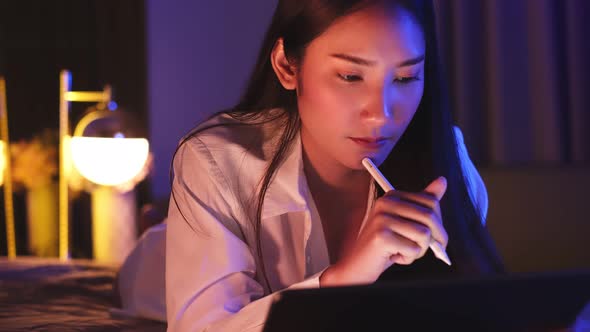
402;84;424;110
317;83;359;112
412;81;425;104
304;76;336;104
390;87;423;124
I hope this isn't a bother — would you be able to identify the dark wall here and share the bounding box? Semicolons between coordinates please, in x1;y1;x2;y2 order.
482;167;590;272
146;0;276;200
0;0;146;140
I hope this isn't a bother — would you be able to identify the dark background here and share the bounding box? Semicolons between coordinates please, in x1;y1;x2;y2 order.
0;0;148;257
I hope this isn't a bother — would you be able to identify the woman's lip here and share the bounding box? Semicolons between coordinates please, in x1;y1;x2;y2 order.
349;137;391;149
350;137;390;143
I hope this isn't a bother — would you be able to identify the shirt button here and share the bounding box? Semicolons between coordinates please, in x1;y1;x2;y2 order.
306;255;311;264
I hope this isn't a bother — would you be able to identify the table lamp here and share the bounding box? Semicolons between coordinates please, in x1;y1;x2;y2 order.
70;107;150;264
59;70;150;263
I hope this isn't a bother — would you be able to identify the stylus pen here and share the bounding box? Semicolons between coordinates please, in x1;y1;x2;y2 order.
361;157;452;266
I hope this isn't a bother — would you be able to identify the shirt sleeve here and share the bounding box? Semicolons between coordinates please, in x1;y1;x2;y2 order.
453;126;489;224
166;138;323;332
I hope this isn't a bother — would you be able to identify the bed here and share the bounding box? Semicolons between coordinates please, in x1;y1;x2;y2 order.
0;257;166;331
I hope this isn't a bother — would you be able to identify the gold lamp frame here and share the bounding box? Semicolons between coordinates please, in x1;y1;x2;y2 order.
59;70;111;260
0;77;16;258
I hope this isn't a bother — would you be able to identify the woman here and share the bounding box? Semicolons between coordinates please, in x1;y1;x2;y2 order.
119;0;504;330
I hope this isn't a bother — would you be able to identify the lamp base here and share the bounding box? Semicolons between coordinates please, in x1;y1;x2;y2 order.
91;186;137;265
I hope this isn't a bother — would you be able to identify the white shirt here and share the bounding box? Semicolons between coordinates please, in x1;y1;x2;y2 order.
118;112;488;331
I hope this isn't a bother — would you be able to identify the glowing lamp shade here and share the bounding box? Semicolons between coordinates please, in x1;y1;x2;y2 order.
70;137;149;186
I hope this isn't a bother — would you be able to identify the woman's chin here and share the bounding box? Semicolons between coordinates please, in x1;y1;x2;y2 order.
345;153;387;171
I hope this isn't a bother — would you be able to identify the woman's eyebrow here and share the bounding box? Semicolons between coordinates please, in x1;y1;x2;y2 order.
397;54;425;67
330;53;425;67
330;53;376;66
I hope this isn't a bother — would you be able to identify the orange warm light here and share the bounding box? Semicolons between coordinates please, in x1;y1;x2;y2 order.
0;77;15;259
70;137;149;186
0;141;5;187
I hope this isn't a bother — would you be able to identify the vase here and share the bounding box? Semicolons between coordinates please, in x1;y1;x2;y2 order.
26;182;59;257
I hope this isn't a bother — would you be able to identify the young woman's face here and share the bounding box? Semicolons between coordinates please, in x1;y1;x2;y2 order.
296;5;425;170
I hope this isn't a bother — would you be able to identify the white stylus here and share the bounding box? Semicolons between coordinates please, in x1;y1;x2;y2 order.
361;157;452;266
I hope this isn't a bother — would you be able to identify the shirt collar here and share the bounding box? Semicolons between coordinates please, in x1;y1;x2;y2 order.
261;131;312;220
260;130;377;221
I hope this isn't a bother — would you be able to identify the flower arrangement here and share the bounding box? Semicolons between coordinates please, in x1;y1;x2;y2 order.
10;129;58;191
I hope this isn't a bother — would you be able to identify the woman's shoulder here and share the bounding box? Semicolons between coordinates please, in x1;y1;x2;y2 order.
173;109;287;197
181;110;284;159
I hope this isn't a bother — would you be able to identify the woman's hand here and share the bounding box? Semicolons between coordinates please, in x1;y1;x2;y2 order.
320;177;448;286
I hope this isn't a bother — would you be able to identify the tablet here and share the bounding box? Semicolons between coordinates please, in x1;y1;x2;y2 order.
263;270;590;331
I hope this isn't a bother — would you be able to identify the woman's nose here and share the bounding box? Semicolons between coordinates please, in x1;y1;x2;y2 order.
360;85;392;125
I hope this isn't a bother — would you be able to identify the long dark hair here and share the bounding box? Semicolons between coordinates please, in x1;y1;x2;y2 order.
170;0;504;292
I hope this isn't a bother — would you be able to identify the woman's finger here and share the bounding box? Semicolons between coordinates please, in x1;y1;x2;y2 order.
375;214;431;256
423;176;447;200
385;190;440;214
380;230;424;264
373;197;448;246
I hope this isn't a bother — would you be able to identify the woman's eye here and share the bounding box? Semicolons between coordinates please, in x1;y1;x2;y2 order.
394;76;420;84
338;73;362;82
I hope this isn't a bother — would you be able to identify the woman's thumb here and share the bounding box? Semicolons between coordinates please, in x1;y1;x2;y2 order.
424;176;447;200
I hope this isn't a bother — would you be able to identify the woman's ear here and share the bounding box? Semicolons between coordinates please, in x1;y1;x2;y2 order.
270;38;297;90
